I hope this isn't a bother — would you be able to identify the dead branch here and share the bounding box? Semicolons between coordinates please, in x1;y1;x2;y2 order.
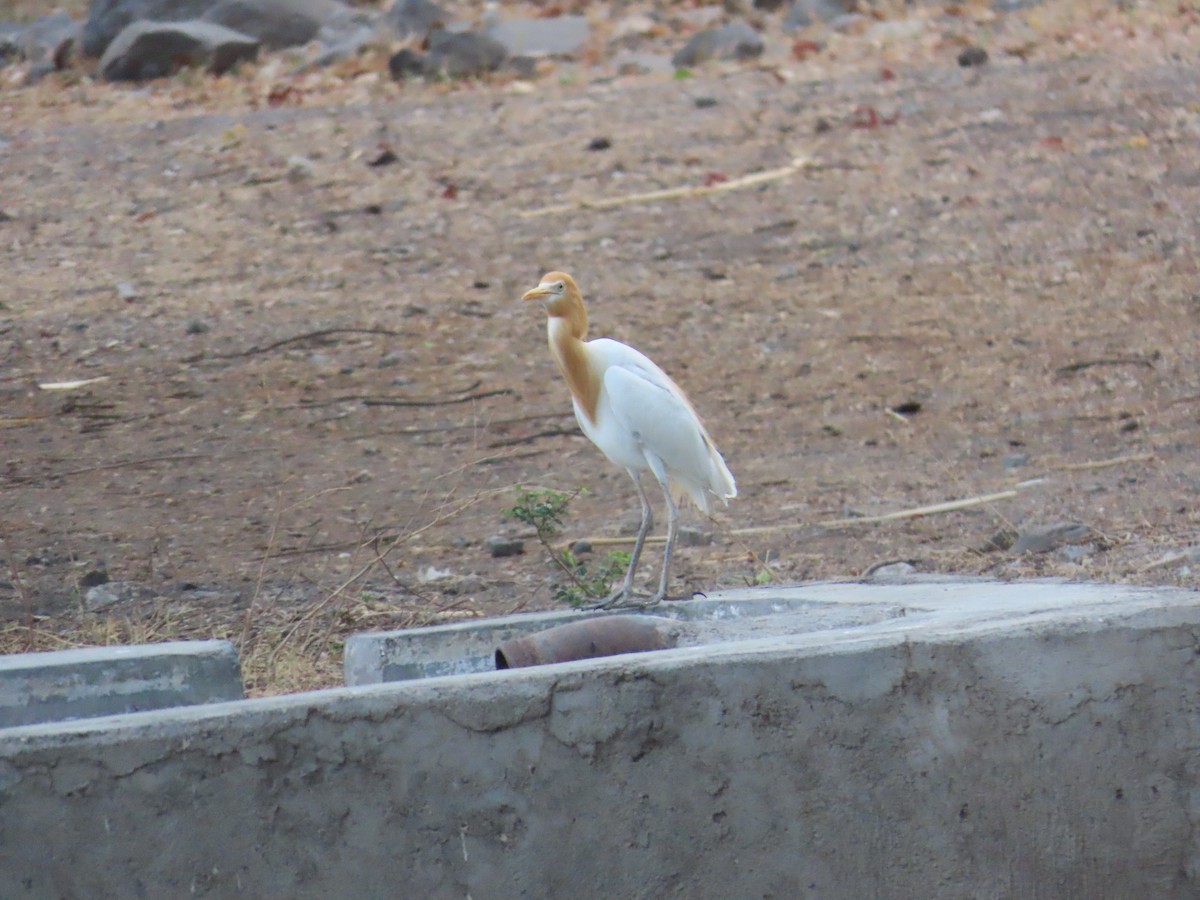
1054;355;1157;377
194;327;402;361
567;488;1023;548
520;158;812;218
362;388;513;408
1053;452;1155;471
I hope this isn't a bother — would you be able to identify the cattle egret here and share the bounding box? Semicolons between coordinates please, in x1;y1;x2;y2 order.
522;272;736;607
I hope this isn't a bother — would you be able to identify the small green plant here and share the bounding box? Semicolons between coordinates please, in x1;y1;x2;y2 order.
505;488;631;607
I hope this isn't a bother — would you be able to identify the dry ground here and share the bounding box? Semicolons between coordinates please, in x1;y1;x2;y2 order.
2;1;1198;693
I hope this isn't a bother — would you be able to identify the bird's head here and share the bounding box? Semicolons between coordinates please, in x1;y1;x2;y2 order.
522;272;580;315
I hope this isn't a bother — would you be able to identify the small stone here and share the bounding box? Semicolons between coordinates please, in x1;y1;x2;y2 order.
1011;522;1092;555
586;137;612;151
694;96;719;109
286;154;315;181
980;528;1018;552
866;561;917;582
784;0;856;30
116;281;139;301
1002;452;1029;469
382;0;450;38
84;581;138;610
486;535;525;558
79;568;109;588
958;45;989;68
1057;543;1094;564
569;540;592;555
201;0;345;50
98;20;260;81
388;47;429;79
18;13;80;63
652;246;671;260
678;527;713;547
186;320;210;334
672;20;763;68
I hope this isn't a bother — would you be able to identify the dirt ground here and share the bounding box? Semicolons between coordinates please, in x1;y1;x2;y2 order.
2;1;1198;693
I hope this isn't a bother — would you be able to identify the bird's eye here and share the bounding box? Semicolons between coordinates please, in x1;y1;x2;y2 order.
556;282;565;291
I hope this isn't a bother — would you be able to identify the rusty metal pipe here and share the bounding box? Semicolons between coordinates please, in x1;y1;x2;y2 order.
494;615;680;670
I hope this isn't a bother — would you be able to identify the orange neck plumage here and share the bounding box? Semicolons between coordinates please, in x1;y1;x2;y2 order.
546;291;601;425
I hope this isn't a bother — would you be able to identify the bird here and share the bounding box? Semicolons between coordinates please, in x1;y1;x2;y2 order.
521;271;736;607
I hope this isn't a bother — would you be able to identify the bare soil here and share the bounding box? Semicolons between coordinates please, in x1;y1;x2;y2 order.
2;2;1198;693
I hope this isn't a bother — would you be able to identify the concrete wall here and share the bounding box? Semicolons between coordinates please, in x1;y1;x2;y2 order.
0;585;1197;898
0;639;243;727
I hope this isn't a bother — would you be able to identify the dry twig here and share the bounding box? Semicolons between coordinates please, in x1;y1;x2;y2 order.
520;158;811;218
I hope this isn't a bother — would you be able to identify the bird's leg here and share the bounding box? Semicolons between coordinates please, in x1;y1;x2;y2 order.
592;469;653;609
650;477;679;605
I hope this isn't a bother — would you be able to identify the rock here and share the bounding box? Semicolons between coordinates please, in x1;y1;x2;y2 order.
980;528;1018;552
485;15;588;58
1011;522;1092;555
586;137;611;151
116;281;139;300
382;0;448;38
400;29;507;79
0;26;21;68
98;19;259;80
671;20;763;68
569;540;592;555
84;581;139;610
958;45;989;67
186;319;209;334
993;0;1042;10
1002;452;1029;469
784;0;855;30
677;527;714;547
486;535;525;558
18;13;81;62
79;568;110;588
200;0;345;50
866;561;917;582
388;46;429;78
754;0;788;9
82;0;217;57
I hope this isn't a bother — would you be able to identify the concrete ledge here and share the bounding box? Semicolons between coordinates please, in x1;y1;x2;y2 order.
0;639;244;728
0;581;1197;898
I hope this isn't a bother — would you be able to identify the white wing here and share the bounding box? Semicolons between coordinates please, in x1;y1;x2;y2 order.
586;338;736;513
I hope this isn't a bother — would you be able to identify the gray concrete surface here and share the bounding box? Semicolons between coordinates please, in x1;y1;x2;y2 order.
0;639;243;728
0;580;1198;899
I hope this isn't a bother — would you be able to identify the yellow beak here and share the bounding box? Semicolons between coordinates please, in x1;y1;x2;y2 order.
521;285;551;302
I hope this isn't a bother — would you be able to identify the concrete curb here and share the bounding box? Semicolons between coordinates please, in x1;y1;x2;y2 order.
0;639;243;728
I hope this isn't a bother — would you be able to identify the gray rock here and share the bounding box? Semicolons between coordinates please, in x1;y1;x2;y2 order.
200;0;346;49
382;0;449;38
0;23;21;67
485;15;588;58
389;30;508;80
957;44;989;67
388;46;429;78
82;0;217;57
1011;522;1092;555
84;580;139;610
486;535;525;559
18;13;81;62
672;20;763;68
1002;452;1029;469
98;19;259;81
865;561;918;582
784;0;856;30
993;0;1043;10
307;21;376;67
